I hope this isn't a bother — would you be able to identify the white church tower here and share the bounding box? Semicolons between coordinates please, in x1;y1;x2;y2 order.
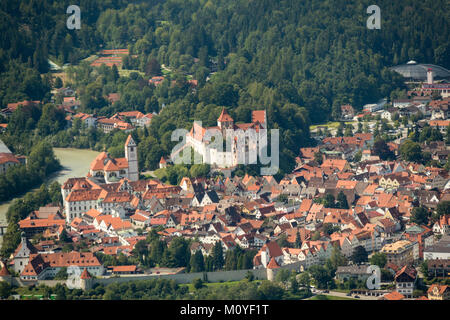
125;135;139;181
427;68;434;84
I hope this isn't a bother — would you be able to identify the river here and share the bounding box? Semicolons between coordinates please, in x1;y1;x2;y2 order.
0;148;100;245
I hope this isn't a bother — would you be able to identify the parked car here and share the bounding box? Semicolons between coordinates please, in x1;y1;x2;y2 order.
323;290;329;293
353;295;360;299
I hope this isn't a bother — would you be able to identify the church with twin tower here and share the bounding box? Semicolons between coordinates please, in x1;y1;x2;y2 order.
89;134;139;183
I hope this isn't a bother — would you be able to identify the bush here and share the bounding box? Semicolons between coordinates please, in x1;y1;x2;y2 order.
192;278;204;290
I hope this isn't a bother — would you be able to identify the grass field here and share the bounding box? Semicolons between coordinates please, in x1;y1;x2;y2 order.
310;120;358;133
310;121;341;131
81;54;98;63
13;286;48;297
119;68;145;78
182;280;263;292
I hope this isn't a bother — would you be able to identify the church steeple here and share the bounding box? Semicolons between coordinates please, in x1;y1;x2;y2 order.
125;135;139;181
217;108;234;131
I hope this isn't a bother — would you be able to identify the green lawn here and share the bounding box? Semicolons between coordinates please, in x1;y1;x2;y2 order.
310;121;341;130
310;121;356;131
119;69;145;77
14;287;43;296
182;280;262;292
81;54;98;63
153;168;169;183
12;286;53;298
310;294;357;301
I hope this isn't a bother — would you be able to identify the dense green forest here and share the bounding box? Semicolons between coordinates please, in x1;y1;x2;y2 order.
0;0;449;173
0;141;61;202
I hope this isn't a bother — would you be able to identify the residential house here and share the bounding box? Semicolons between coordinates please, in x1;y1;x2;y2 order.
426;259;450;278
12;235;38;274
253;241;284;269
394;265;417;298
335;265;371;282
341;105;355;120
433;215;450;236
427;284;450;300
424;235;450;260
380;240;415;266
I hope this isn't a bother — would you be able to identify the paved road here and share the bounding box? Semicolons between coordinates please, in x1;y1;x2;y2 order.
307;289;379;300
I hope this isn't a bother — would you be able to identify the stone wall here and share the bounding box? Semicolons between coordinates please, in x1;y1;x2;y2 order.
12;262;308;289
94;268;267;286
268;261;306;281
9;269;267;290
36;280;66;287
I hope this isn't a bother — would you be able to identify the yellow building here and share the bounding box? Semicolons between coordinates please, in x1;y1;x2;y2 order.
380;240;415;266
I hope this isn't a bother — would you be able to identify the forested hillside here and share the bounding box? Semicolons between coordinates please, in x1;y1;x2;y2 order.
93;0;449;121
0;0;449;173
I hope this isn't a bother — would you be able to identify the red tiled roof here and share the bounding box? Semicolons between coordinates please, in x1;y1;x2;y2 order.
382;291;405;300
21;251;101;277
125;135;134;146
427;284;449;295
111;265;137;273
84;209;102;219
217;108;233;122
0;263;10;276
263;241;283;258
80;268;92;279
66;189;103;202
251;110;266;124
0;153;20;165
19;217;65;229
267;257;280;269
429;120;450;127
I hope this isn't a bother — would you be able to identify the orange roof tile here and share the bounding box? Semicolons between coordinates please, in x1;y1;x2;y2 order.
267;257;280;269
80;268;92;279
217;108;233;122
382;291;405;300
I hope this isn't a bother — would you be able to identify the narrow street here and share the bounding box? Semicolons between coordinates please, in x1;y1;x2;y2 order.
306;289;380;300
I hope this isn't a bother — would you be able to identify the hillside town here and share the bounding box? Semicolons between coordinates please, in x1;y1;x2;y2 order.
1;88;449;300
0;0;449;303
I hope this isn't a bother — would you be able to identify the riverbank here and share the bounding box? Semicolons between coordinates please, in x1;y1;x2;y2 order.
0;147;100;246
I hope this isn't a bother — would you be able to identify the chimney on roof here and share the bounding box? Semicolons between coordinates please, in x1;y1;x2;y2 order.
427;68;434;85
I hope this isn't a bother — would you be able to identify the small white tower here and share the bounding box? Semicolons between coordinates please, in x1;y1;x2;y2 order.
427;68;434;84
125;135;139;181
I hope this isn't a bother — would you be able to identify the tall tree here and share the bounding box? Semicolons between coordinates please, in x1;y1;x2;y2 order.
168;237;191;269
145;58;162;76
372;138;395;161
190;250;205;272
411;207;429;226
295;230;302;248
212;241;224;271
400;140;423;163
336;191;349;209
369;253;387;268
351;246;368;264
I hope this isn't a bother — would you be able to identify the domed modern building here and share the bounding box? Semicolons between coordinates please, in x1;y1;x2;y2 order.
390;61;450;81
